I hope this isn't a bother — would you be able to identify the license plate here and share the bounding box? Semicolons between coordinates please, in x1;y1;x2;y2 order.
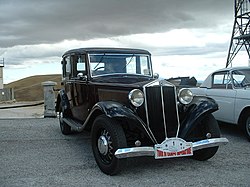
154;138;193;159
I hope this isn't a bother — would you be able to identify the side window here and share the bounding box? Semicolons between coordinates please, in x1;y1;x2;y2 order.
65;56;71;78
212;71;231;89
70;54;86;78
213;74;224;85
76;55;86;76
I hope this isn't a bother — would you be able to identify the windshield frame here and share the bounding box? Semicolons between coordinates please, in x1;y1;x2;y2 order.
87;53;153;78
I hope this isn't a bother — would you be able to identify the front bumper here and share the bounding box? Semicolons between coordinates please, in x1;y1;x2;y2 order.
115;137;229;159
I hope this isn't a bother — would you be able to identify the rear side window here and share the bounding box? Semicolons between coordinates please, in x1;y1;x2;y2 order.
62;56;71;78
212;71;231;89
65;56;71;77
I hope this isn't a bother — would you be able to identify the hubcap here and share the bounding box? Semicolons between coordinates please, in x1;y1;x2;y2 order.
96;129;114;163
98;135;109;155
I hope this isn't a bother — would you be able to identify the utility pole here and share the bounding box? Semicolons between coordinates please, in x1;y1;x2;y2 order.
0;58;4;89
226;0;250;67
0;58;3;67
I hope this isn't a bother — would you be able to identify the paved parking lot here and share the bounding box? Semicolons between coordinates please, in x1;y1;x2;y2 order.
0;102;44;119
0;117;250;187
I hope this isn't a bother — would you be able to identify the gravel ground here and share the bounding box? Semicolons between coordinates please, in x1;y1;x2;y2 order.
0;117;249;187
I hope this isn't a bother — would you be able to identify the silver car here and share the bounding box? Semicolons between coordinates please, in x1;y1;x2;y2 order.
190;66;250;141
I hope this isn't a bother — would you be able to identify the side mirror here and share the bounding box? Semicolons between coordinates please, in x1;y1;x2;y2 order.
153;73;159;79
77;72;87;80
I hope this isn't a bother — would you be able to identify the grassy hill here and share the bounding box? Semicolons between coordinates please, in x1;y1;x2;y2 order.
5;74;62;101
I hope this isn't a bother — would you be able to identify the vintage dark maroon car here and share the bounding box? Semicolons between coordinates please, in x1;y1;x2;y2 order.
55;48;228;175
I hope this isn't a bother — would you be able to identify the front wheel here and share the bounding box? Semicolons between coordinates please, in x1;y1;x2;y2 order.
91;115;127;175
242;114;250;141
187;114;221;161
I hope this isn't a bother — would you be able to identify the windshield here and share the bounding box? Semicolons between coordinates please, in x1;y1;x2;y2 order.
89;53;152;77
232;69;250;87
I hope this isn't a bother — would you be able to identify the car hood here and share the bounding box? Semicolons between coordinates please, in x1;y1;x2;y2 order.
90;75;174;88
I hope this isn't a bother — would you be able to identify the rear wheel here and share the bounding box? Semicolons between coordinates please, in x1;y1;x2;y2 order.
188;114;220;161
91;115;127;175
58;104;71;135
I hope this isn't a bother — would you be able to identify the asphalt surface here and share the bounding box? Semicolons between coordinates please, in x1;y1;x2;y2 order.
0;102;44;119
0;108;250;186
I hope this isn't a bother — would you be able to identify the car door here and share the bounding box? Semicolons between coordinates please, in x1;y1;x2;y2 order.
205;71;237;123
70;54;89;122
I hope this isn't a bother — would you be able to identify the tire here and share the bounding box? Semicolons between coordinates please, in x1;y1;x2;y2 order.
58;104;71;135
187;114;220;161
242;115;250;141
91;115;127;175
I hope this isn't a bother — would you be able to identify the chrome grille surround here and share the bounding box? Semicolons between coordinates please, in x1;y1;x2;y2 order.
143;79;180;143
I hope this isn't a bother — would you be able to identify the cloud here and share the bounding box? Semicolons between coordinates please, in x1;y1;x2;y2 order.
1;0;243;84
0;0;232;47
1;26;231;68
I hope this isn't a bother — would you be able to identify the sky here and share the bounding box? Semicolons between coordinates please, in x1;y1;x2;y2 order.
0;0;249;84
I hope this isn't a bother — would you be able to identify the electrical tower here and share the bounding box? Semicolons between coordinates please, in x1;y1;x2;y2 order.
226;0;250;67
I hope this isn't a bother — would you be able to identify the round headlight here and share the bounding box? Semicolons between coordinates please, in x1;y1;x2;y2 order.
128;89;144;107
178;88;193;105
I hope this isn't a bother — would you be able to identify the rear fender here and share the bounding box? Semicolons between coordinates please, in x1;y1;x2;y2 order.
55;89;71;113
179;96;218;139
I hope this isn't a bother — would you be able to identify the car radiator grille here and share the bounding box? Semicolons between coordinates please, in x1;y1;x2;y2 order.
145;85;179;143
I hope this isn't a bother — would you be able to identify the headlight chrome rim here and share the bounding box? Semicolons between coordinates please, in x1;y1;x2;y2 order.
128;89;144;107
178;88;193;105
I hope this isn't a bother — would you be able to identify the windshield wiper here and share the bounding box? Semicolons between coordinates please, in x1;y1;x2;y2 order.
122;54;135;70
93;53;105;71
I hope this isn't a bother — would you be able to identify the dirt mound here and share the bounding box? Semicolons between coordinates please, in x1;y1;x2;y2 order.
5;74;62;101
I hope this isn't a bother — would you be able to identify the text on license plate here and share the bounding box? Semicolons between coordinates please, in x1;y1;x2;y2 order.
154;138;193;159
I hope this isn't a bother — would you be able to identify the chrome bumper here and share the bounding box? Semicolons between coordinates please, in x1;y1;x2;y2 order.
115;137;229;159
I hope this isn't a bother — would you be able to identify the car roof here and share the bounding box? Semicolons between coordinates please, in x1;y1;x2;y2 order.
200;66;250;88
214;66;250;72
62;47;151;57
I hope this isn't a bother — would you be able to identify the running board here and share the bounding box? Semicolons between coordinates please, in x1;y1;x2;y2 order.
63;118;83;131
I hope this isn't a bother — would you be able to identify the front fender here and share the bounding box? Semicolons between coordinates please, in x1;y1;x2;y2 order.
179;96;218;138
94;101;138;119
85;101;156;143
